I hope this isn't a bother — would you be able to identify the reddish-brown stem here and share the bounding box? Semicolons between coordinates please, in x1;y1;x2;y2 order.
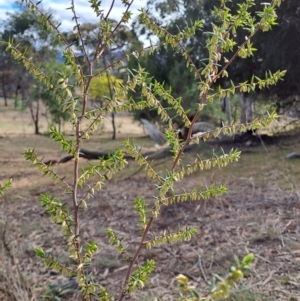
118;217;154;301
213;0;277;82
171;99;206;171
92;0;135;63
68;4;94;300
104;0;115;21
171;1;277;171
72;119;87;288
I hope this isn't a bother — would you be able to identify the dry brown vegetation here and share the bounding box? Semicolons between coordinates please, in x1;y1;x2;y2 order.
1;100;300;301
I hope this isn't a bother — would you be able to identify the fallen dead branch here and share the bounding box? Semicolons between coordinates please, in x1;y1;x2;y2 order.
44;144;199;166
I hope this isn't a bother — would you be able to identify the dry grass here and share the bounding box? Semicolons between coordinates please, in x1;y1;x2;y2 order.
0;98;145;137
1;99;300;300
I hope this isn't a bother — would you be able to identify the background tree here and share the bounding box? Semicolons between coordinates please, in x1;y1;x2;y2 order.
129;0;227;125
0;5;37;105
202;0;300;116
0;2;63;134
89;74;123;107
90;72;124;139
131;0;299;125
42;60;70;132
64;21;142;139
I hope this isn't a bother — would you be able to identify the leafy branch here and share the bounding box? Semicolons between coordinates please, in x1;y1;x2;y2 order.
0;179;12;198
4;0;284;300
24;149;72;191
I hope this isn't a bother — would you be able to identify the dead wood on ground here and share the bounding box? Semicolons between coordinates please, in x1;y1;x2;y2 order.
43;145;200;166
43;131;275;166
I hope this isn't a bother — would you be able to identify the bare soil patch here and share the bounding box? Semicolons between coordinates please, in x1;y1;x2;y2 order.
1;133;300;300
1;101;300;300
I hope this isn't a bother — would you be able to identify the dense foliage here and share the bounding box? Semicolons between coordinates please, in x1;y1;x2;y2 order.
130;0;299;121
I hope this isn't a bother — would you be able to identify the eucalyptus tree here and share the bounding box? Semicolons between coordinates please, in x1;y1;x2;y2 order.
0;2;64;133
0;5;37;105
4;0;284;300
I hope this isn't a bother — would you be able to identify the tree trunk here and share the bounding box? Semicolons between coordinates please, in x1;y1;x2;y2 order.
29;99;40;135
34;119;39;135
222;96;232;125
240;93;254;124
1;75;8;106
106;75;116;140
111;112;116;140
102;55;116;140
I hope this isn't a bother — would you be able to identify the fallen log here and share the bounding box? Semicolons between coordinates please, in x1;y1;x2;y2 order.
43;145;199;166
57;148;134;164
141;118;166;145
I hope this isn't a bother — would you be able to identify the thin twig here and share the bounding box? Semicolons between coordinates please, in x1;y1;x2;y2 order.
104;0;116;21
198;255;210;285
124;157;169;180
162;246;177;257
27;0;85;81
209;253;214;270
213;0;278;82
93;0;135;62
118;217;154;301
71;0;90;64
172;109;203;170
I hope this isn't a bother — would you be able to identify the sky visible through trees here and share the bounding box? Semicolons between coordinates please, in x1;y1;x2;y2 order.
0;0;147;32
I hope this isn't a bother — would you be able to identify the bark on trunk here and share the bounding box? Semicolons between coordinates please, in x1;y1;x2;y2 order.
222;96;232;125
29;99;40;135
1;76;8;106
111;112;116;140
102;54;116;140
240;93;254;124
34;119;39;135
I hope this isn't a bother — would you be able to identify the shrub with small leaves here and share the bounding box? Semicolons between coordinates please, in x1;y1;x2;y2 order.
0;179;12;198
176;253;255;300
2;0;283;300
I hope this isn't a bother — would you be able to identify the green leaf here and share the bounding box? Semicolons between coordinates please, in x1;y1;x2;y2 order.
242;253;255;266
35;247;45;258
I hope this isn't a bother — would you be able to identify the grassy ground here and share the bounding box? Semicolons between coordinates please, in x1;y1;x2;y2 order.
1;100;300;300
